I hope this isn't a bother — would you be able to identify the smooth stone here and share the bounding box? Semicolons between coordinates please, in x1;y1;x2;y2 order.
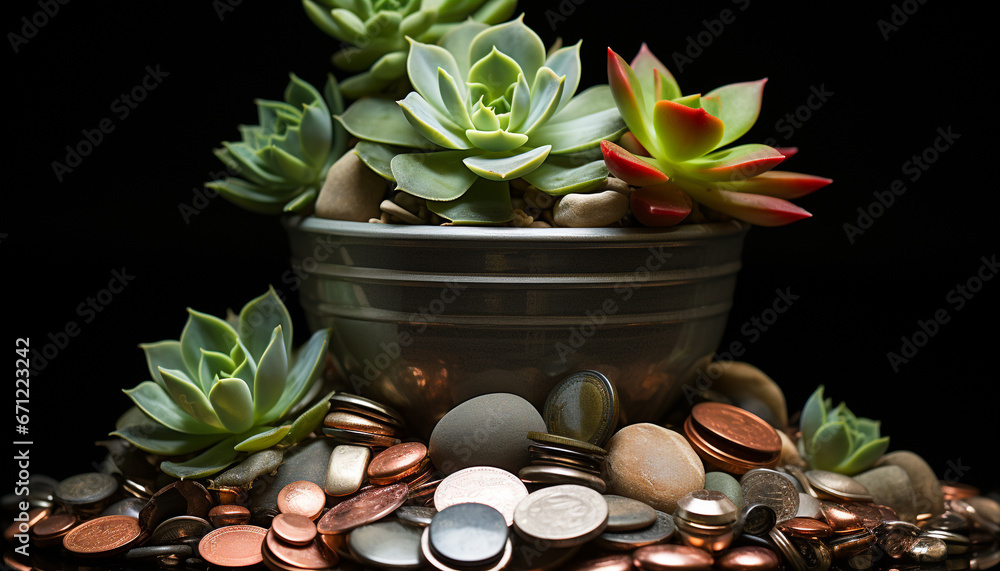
249;438;334;511
874;451;945;516
325;445;371;496
603;495;658;531
315;151;387;222
777;430;806;467
213;448;285;487
696;361;788;428
428;393;546;475
603;423;704;513
553;190;629;228
854;466;918;523
705;472;745;508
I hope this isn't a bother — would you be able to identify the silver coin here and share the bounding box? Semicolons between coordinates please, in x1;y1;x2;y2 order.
740;468;799;522
394;505;437;527
603;495;657;531
675;489;738;525
795;493;821;519
54;472;118;505
769;528;808;571
102;497;147;519
596;510;675;550
349;520;425;569
804;470;873;502
517;465;606;493
149;516;212;545
512;484;608;548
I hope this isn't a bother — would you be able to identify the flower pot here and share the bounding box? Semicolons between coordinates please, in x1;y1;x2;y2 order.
283;216;749;437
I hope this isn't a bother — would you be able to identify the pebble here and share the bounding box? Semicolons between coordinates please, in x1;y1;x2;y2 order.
315;151;387;222
428;393;546;475
853;465;918;522
553;190;629;228
874;451;945;516
603;423;704;513
213;449;285;487
777;430;805;468
249;439;333;511
705;472;745;508
697;361;788;429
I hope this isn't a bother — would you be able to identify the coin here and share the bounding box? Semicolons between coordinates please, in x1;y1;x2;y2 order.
421;524;512;571
778;517;833;539
272;512;318;546
394;505;437;527
529;443;605;467
323;426;402;448
527;432;608;456
804;470;873;502
30;513;77;547
518;465;607;493
740;468;799;522
434;466;529;527
543;370;619;447
563;553;635;571
603;494;657;531
324;411;399;436
368;442;428;485
329;392;405;426
818;501;862;534
513;484;609;548
767;528;807;571
795;493;821;519
940;481;979;501
198;524;267;567
139;480;213;532
265;528;339;569
54;472;119;507
208;505;251;527
277;480;326;520
632;544;714;571
348;519;424;569
316;482;408;534
149;515;212;544
687;403;781;464
62;515;142;558
675;490;738;525
737;503;776;537
429;503;509;567
715;546;780;571
597;510;675;550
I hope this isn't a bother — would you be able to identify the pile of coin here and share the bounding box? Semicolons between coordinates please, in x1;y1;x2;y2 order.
520;431;608;492
322;392;406;448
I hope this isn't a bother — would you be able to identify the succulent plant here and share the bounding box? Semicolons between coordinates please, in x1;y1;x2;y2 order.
602;45;832;227
303;0;518;99
337;16;626;224
112;288;334;479
798;385;890;475
206;74;346;215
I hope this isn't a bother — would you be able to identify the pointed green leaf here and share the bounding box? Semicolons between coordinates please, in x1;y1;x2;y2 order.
427;177;513;224
469;16;545;91
717;170;832;199
337;97;429;148
391;150;478;200
259;145;315;184
465;129;529;153
229;339;257;389
439;20;489;78
522;68;565;136
198;349;237;393
438;68;472;129
652;99;725;162
180;308;238;376
284;188;318;213
470;99;501;131
354;141;405;181
140;340;185;391
208;178;302;215
400;9;435;37
543;41;582;113
838;437;890;475
266;328;333;423
529;107;626;154
398;92;472;150
407;39;464;111
852;418;881;441
298;104;333;169
159;368;225;429
549;85;617;123
330;8;367;37
285;73;325;110
631;43;681;102
238;287;293;364
339;71;395;101
370;50;408;81
160;434;244;479
209;378;255;434
123;381;224;435
607;48;657;155
686;144;785;182
463;145;550;180
507;73;531;132
522;152;610;195
280;391;335;447
468;47;523;104
254;327;289;421
808;421;853;471
234;425;291;452
112;423;227;456
471;0;517;24
672;94;703;109
706;79;766;149
218;142;285;186
800;385;827;445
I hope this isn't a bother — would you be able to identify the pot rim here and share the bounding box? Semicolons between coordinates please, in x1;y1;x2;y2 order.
284;216;750;243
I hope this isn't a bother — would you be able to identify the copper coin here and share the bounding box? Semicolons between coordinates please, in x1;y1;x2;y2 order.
316;482;408;534
777;517;833;539
715;546;780;570
62;515;143;557
940;481;979;501
208;504;251;527
265;529;339;569
564;553;635;571
368;442;428;484
277;480;327;520
819;501;862;534
324;411;398;436
5;507;49;541
198;524;267;567
322;426;402;448
434;466;529;527
272;512;318;546
633;544;714;570
403;463;436;487
30;512;77;545
848;503;892;530
328;392;406;427
689;403;781;459
683;420;761;474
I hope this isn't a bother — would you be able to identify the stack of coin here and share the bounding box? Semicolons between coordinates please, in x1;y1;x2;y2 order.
519;431;608;492
368;442;434;487
683;402;782;475
261;513;339;571
322;392;405;448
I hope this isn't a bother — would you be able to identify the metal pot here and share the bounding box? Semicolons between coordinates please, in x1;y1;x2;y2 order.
284;216;749;437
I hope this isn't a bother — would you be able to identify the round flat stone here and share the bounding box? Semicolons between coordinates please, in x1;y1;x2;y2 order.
513;484;609;548
853;466;917;522
348;520;424;569
603;495;657;531
543;370;619;447
875;451;945;517
597;510;675;550
603;423;704;513
429;503;508;567
705;472;745;508
429;393;546;476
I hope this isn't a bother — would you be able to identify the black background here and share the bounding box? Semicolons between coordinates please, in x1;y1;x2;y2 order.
8;1;997;494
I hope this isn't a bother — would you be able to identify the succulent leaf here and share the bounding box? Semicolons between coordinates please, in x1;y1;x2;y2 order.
124;381;224;435
630;182;693;227
140;340;186;390
238;287;294;364
719;170;833;199
209;378;256;434
705;79;767;149
631;43;680;102
798;386;889;476
426;177;513;224
652;100;725;162
234;424;292;452
280;390;336;447
253;327;289;420
600;140;669;187
686;144;785;182
391;150;479;199
337;97;430;148
463;145;551;180
112;422;227;456
521;151;609;195
160;434;245;480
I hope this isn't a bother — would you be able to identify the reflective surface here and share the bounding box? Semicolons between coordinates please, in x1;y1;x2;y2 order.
285;217;749;437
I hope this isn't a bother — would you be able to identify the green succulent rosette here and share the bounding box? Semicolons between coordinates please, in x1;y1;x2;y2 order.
337;16;626;224
113;288;333;479
798;385;890;475
207;74;346;215
303;0;518;99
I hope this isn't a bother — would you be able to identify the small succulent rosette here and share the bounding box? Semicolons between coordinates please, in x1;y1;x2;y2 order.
207;74;346;215
337;16;626;224
303;0;518;98
113;288;333;479
602;44;832;227
798;385;890;475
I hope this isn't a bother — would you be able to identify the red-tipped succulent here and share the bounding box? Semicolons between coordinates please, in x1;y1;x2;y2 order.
603;44;832;227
